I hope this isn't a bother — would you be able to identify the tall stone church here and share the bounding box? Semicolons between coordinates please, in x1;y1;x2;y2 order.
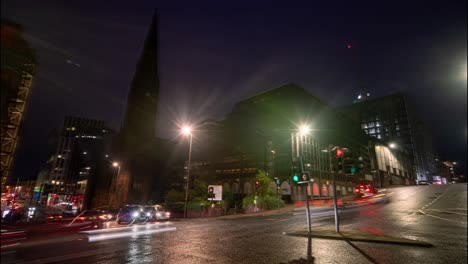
111;11;163;206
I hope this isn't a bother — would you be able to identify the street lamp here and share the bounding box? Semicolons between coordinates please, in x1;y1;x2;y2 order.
299;125;310;136
109;162;121;208
294;123;312;233
181;125;193;218
389;143;397;149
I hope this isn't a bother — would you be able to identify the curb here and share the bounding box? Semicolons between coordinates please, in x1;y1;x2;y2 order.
285;230;433;247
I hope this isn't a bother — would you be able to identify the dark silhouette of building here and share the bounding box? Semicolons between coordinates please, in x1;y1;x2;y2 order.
1;19;36;191
114;11;160;205
186;83;375;202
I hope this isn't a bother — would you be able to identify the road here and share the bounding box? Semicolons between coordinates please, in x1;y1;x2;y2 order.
1;184;466;264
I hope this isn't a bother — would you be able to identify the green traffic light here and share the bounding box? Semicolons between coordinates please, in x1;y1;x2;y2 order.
293;175;299;182
351;166;357;174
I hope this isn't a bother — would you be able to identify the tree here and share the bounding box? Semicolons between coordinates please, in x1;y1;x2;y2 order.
256;170;274;197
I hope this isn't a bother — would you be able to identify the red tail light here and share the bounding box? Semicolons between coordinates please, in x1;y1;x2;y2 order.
366;188;370;192
79;217;85;221
355;189;359;192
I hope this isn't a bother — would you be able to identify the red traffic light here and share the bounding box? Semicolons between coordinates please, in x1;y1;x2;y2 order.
336;148;344;158
208;187;214;193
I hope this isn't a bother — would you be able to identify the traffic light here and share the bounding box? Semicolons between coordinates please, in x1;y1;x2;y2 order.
336;148;344;158
351;165;358;174
255;180;260;190
208;186;214;198
292;174;299;184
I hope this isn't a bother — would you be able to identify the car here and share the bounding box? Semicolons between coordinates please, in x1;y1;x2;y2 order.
418;180;429;185
143;205;171;222
355;185;377;197
78;210;106;222
116;205;147;224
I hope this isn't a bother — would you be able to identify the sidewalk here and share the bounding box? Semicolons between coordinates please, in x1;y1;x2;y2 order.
286;227;433;247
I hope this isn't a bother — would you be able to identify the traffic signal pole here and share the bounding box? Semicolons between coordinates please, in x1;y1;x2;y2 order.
328;144;340;233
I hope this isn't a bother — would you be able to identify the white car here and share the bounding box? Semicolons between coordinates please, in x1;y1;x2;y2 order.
144;205;171;221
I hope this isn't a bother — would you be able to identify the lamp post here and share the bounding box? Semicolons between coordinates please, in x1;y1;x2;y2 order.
298;124;312;234
109;162;121;208
182;126;193;218
322;144;341;233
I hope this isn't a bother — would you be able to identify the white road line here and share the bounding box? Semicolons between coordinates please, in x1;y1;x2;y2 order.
427;209;468;216
418;210;467;225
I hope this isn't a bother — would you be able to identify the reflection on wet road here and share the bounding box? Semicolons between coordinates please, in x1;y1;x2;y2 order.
1;184;466;264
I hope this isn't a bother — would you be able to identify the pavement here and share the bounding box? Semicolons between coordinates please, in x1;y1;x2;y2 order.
286;228;433;247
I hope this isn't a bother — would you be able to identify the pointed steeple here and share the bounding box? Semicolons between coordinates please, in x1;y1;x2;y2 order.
120;9;159;155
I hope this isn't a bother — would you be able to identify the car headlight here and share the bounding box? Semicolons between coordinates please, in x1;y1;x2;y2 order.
146;212;151;217
156;213;162;217
132;212;139;218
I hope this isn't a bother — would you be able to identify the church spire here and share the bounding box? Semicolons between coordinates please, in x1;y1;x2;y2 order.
120;9;159;155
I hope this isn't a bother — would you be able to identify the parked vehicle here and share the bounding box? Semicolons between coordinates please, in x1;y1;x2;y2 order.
418;180;429;185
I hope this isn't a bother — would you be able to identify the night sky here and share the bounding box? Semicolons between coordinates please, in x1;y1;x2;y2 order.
2;0;467;180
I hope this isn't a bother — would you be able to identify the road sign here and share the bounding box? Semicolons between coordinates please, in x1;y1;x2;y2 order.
208;185;222;201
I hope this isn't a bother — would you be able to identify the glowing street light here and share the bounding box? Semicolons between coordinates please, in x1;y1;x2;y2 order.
181;126;192;136
299;125;310;136
112;162;119;167
389;143;397;149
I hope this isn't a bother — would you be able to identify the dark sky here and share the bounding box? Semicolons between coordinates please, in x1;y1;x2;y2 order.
2;0;467;180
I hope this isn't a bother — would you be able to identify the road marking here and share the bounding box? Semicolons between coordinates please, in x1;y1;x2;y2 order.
418;210;467;225
420;188;448;210
427;209;468;216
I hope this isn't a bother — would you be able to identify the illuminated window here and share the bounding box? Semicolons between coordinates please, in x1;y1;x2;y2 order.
368;122;375;128
395;125;400;131
377;134;381;139
369;128;375;134
376;122;380;127
361;124;368;129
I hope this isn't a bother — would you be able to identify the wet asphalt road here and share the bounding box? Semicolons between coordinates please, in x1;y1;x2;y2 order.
1;184;466;264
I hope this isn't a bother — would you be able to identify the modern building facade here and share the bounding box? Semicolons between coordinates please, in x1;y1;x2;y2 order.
1;20;36;191
185;83;375;202
35;116;113;209
338;93;434;185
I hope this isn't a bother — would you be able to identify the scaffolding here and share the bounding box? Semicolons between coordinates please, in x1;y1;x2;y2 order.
1;63;35;190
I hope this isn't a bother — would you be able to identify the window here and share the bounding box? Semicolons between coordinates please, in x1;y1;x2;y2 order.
368;122;375;128
361;124;368;129
395;125;400;131
377;134;381;139
369;128;375;134
376;122;380;127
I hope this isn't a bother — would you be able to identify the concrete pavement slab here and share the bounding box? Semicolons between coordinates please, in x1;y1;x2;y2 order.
286;228;433;247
